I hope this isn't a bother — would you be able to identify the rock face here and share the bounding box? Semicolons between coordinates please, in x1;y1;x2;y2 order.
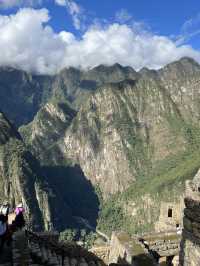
15;57;200;198
0;111;47;229
2;57;200;234
15;57;200;235
179;169;200;265
19;102;100;228
0;67;54;127
60;65;199;197
0;111;76;231
0;63;138;128
19;99;76;162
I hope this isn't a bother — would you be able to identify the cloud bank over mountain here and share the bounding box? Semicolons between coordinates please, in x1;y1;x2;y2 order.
0;7;200;74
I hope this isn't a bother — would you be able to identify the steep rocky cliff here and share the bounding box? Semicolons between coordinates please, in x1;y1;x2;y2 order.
60;78;187;197
15;57;200;235
2;57;200;236
59;57;200;198
19;99;76;162
0;111;77;231
18;99;100;228
0;111;47;229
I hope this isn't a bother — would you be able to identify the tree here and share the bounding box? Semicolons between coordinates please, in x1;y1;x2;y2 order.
59;229;77;242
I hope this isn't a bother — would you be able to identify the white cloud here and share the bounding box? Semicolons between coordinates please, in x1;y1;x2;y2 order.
55;0;66;6
115;9;132;23
0;8;200;75
0;0;42;8
55;0;84;30
176;13;200;45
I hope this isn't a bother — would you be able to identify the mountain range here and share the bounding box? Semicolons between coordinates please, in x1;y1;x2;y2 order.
1;57;200;234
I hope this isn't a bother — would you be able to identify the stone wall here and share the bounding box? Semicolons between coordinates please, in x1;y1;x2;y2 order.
155;199;184;232
108;232;156;266
179;169;200;265
10;230;106;266
89;246;110;264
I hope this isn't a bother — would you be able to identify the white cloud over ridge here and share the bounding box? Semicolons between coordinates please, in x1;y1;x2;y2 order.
0;8;200;75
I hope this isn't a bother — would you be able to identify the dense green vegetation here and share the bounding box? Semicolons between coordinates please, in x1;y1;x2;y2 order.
97;148;200;235
59;229;98;249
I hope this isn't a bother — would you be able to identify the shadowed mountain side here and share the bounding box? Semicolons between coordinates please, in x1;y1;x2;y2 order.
0;112;22;144
41;164;100;228
0;63;138;127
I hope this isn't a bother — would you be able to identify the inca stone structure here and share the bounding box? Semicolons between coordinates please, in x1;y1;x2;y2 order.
155;199;184;232
108;231;180;266
0;230;105;266
179;169;200;265
108;231;156;266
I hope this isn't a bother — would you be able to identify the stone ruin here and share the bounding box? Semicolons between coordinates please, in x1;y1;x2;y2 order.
2;169;200;266
0;230;106;266
179;169;200;265
108;231;180;266
155;200;184;233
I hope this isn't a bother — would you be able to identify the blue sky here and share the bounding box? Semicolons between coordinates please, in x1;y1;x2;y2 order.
5;1;200;39
0;0;199;74
1;0;198;44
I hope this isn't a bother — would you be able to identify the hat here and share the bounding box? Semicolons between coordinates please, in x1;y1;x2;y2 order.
17;203;23;208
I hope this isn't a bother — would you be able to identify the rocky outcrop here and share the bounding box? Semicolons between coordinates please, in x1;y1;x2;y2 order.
0;111;46;229
0;67;54;127
179;169;200;265
60;75;191;197
0;111;75;231
0;63;139;128
19;99;76;162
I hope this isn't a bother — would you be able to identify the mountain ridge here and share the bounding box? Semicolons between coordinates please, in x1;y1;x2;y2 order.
1;56;200;234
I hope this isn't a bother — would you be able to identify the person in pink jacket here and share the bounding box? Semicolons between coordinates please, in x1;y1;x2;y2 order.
15;203;25;215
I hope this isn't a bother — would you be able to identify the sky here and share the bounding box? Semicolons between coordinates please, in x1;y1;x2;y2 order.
0;0;200;74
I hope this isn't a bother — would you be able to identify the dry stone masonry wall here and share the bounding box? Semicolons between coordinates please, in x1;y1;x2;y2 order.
1;230;106;266
179;169;200;266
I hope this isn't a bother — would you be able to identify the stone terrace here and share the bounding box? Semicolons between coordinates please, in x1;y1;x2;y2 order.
0;230;106;266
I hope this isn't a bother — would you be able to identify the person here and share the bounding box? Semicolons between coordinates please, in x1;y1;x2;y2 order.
14;203;25;230
0;214;7;252
0;203;10;218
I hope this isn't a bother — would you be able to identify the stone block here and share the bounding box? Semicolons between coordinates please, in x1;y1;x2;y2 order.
70;258;78;266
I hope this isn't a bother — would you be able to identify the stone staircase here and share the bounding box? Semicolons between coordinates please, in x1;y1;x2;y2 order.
0;231;105;266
